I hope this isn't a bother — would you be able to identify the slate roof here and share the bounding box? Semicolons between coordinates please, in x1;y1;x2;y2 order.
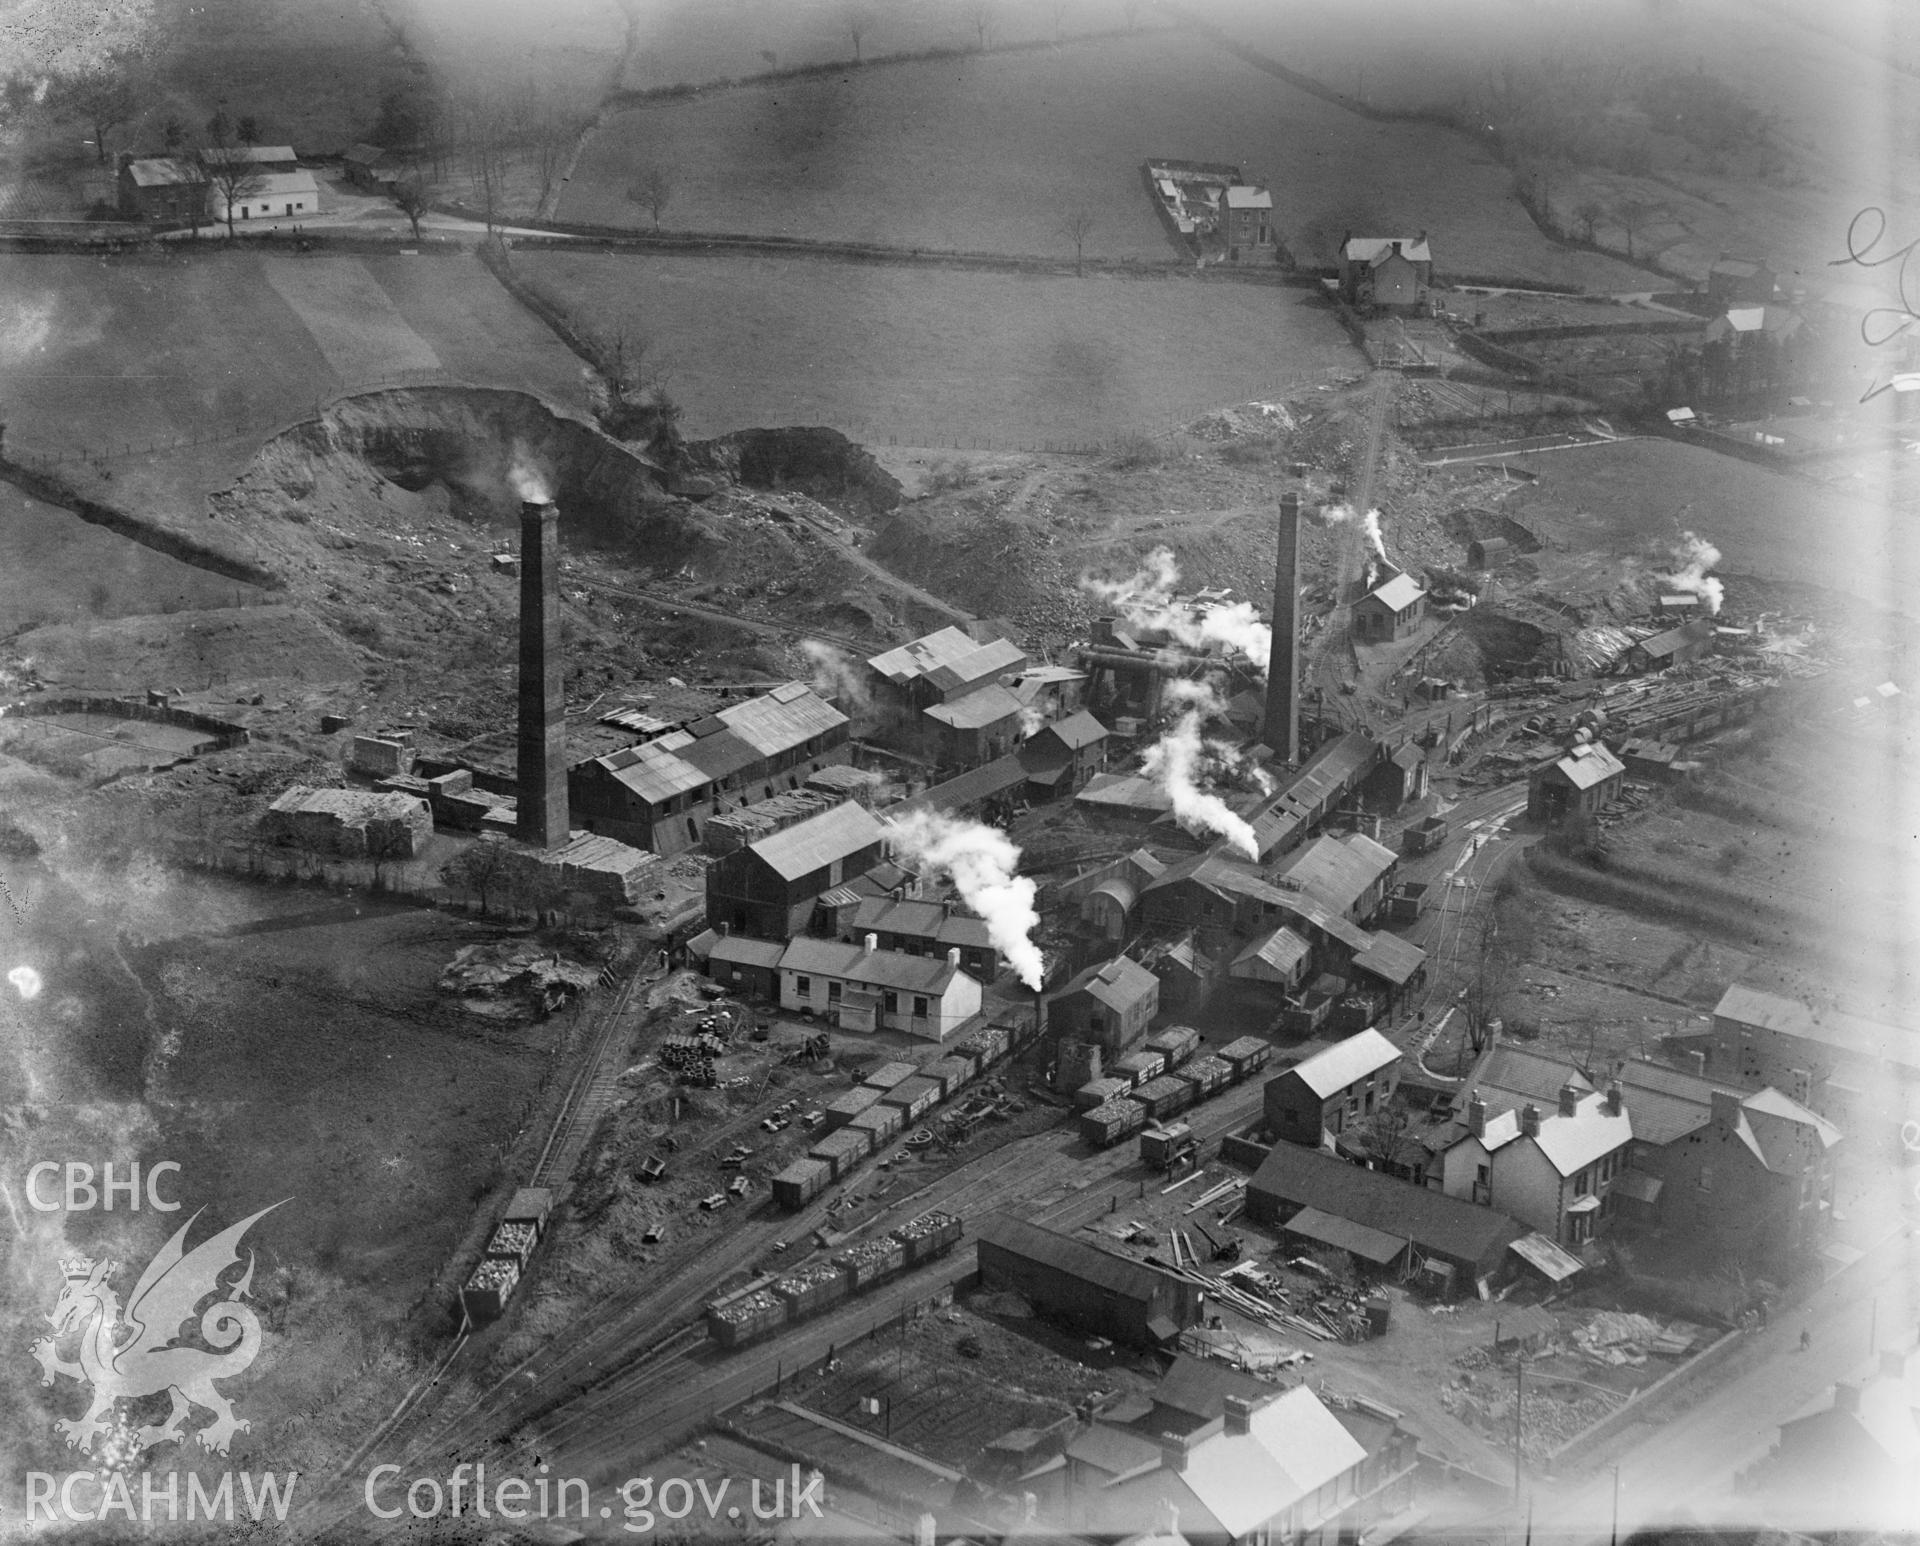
1244;733;1379;859
124;157;203;188
1029;708;1109;753
849;896;993;952
1281;1028;1401;1098
221;170;320;200
777;937;965;994
1351;932;1427;987
678;728;762;782
1467;1045;1593;1110
1076;772;1175;813
1151;1353;1275;1421
1713;984;1920;1071
1224;185;1273;209
747;801;885;881
869;629;1026;691
1250;1142;1524;1266
1344;236;1432;264
707;936;786;970
1530;1092;1633;1176
1283;1206;1406;1265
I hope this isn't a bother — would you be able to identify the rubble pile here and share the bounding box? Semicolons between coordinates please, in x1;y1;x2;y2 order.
438;942;600;1013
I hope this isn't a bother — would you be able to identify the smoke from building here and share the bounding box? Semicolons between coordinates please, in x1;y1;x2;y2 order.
1079;546;1271;675
1659;531;1725;614
881;810;1046;990
1143;680;1260;859
800;639;871;711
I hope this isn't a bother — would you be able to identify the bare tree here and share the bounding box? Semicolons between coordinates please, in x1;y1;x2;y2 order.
49;60;143;165
391;172;432;239
198;111;267;238
966;1;996;50
1616;196;1653;260
845;5;878;62
1061;208;1095;275
1574;199;1604;243
627;163;673;230
1355;1098;1416;1176
456;94;513;233
441;839;509;915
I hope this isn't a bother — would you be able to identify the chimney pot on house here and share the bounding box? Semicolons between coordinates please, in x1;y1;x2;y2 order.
1521;1103;1542;1138
1558;1082;1580;1118
947;946;961;967
1687;1049;1707;1077
915;1513;936;1546
1833;1381;1863;1414
1467;1092;1487;1139
1710;1089;1742;1132
1605;1082;1623;1116
863;933;878;954
1223;1395;1256;1435
1021;1493;1038;1522
1157;1433;1193;1473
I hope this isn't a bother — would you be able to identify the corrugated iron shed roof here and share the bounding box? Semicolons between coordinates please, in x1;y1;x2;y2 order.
1545;741;1626;791
1030;708;1109;752
1283;1205;1406;1265
1361;573;1426;613
1351;932;1426;986
678;728;762;782
1076;772;1174;813
977;1213;1181;1304
1229;926;1312;982
1059;954;1158;1013
889;753;1028;818
748;801;885;881
1277;832;1397;916
1509;1232;1584;1282
593;740;708;804
717;684;847;756
708;936;787;970
924;682;1024;730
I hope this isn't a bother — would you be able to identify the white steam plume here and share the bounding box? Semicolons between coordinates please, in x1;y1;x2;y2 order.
1079;546;1270;675
507;444;553;504
1658;531;1724;615
8;965;42;1001
1143;681;1260;859
800;640;871;710
1017;705;1047;738
881;811;1045;990
1361;509;1388;562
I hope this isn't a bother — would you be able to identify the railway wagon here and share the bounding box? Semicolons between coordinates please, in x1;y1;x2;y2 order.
461;1258;521;1326
881;1075;942;1123
926;1054;977;1094
1218;1036;1273;1080
774;1263;849;1319
809;1126;872;1179
956;1024;1010;1067
862;1060;919;1092
707;1288;786;1349
825;1085;885;1129
1076;1076;1131;1110
836;1236;906;1290
1130;1073;1198;1121
893;1210;962;1264
1111;1049;1165;1087
705;1209;966;1350
1183;1054;1232;1098
850;1102;903;1148
1080;1096;1147;1147
773;1156;833;1209
1146;1025;1202;1069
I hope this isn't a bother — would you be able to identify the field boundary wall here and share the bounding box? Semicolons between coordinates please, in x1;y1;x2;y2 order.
6;695;251;749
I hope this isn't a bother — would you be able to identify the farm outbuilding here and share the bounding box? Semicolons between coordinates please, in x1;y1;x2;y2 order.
975;1214;1201;1348
1467;537;1512;568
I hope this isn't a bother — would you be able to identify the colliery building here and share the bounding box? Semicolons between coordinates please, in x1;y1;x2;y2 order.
705;800;887;940
837;895;999;980
1706;982;1920;1124
975;1214;1201;1348
774;936;982;1040
1527;740;1625;823
1048;955;1161;1052
569;682;850;855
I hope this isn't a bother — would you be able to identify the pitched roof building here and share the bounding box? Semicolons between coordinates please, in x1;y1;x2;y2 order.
976;1215;1200;1349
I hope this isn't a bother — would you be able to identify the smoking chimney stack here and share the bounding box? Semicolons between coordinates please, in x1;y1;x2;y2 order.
516;498;569;849
1263;492;1301;763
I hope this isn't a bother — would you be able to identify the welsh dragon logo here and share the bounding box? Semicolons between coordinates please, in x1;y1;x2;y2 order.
30;1202;285;1458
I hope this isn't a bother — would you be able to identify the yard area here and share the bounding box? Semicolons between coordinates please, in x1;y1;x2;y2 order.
509;249;1356;445
558;29;1655;290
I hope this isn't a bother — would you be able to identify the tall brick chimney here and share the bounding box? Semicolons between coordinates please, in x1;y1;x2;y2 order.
1263;492;1301;763
516;498;569;849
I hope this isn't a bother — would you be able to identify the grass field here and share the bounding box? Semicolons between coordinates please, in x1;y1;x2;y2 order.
512;248;1358;444
1502;438;1918;627
0;249;590;546
559;28;1656;289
